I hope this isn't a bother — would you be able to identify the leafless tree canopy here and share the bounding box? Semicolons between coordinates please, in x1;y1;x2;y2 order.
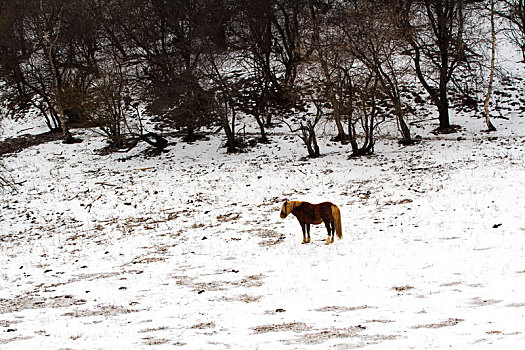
0;0;501;156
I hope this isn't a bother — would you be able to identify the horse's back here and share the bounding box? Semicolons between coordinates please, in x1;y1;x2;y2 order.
296;201;334;223
317;202;335;219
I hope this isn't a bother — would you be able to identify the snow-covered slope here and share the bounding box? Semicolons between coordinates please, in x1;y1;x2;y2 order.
1;48;525;350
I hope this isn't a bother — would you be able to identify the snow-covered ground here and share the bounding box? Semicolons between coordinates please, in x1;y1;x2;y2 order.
2;52;525;349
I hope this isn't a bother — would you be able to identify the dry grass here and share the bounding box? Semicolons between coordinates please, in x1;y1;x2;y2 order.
412;318;464;329
0;295;87;314
252;322;311;334
392;285;414;292
142;337;170;345
63;304;138;318
314;305;372;313
190;322;216;329
212;294;262;303
138;326;169;333
283;326;367;345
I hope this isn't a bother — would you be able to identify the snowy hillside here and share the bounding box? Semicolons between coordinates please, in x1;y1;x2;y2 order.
1;48;525;350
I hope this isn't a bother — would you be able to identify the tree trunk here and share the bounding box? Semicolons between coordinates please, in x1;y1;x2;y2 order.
40;0;74;143
437;6;452;131
255;113;268;143
300;122;320;158
221;111;237;152
306;0;346;143
438;89;451;130
484;0;497;132
394;100;412;144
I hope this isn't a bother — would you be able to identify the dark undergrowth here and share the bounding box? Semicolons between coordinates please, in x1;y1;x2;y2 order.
0;130;63;157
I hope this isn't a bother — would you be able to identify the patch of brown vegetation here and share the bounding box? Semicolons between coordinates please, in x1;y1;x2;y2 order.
314;305;372;313
392;285;414;292
214;294;262;303
132;256;166;264
172;273;266;292
0;336;33;345
190;322;216;329
252;322;310;334
440;281;462;287
63;304;139;317
365;319;395;324
412;318;463;329
216;212;241;222
142;337;170;345
0;295;86;313
282;326;369;346
253;229;282;239
470;298;502;306
138;326;169;333
299;327;364;344
231;274;265;288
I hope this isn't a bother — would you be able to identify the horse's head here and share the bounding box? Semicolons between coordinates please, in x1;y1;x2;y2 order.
280;200;291;218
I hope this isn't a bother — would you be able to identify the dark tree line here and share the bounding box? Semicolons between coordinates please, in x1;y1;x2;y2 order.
0;0;518;156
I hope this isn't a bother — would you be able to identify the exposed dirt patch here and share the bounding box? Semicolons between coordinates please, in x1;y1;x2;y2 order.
284;326;368;345
230;274;266;288
412;318;464;329
251;228;286;246
190;322;216;329
0;295;86;313
62;304;139;318
440;281;462;287
173;273;266;292
314;305;372;313
470;298;502;306
0;336;33;345
392;285;414;292
0;318;23;327
138;326;169;333
142;337;170;345
365;319;395;324
212;294;262;303
252;322;311;334
216;212;241;222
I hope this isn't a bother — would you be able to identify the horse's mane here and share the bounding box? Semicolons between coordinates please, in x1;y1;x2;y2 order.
283;200;303;216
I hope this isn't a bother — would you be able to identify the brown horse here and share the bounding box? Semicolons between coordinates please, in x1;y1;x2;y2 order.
280;200;342;245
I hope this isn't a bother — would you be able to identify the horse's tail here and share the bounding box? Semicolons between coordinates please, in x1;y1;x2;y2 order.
332;205;343;240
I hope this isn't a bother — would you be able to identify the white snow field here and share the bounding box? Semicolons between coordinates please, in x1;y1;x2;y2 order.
1;51;525;350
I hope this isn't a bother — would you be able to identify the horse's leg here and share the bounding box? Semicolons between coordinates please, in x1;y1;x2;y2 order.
324;221;331;245
301;223;307;244
330;221;335;243
305;224;311;243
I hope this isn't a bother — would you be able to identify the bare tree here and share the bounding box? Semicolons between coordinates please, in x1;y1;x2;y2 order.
233;0;307;142
306;0;347;143
484;0;497;132
205;52;242;152
347;69;383;157
400;0;484;132
96;0;223;142
0;161;17;193
38;0;74;143
342;1;413;145
1;0;101;140
282;90;322;158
